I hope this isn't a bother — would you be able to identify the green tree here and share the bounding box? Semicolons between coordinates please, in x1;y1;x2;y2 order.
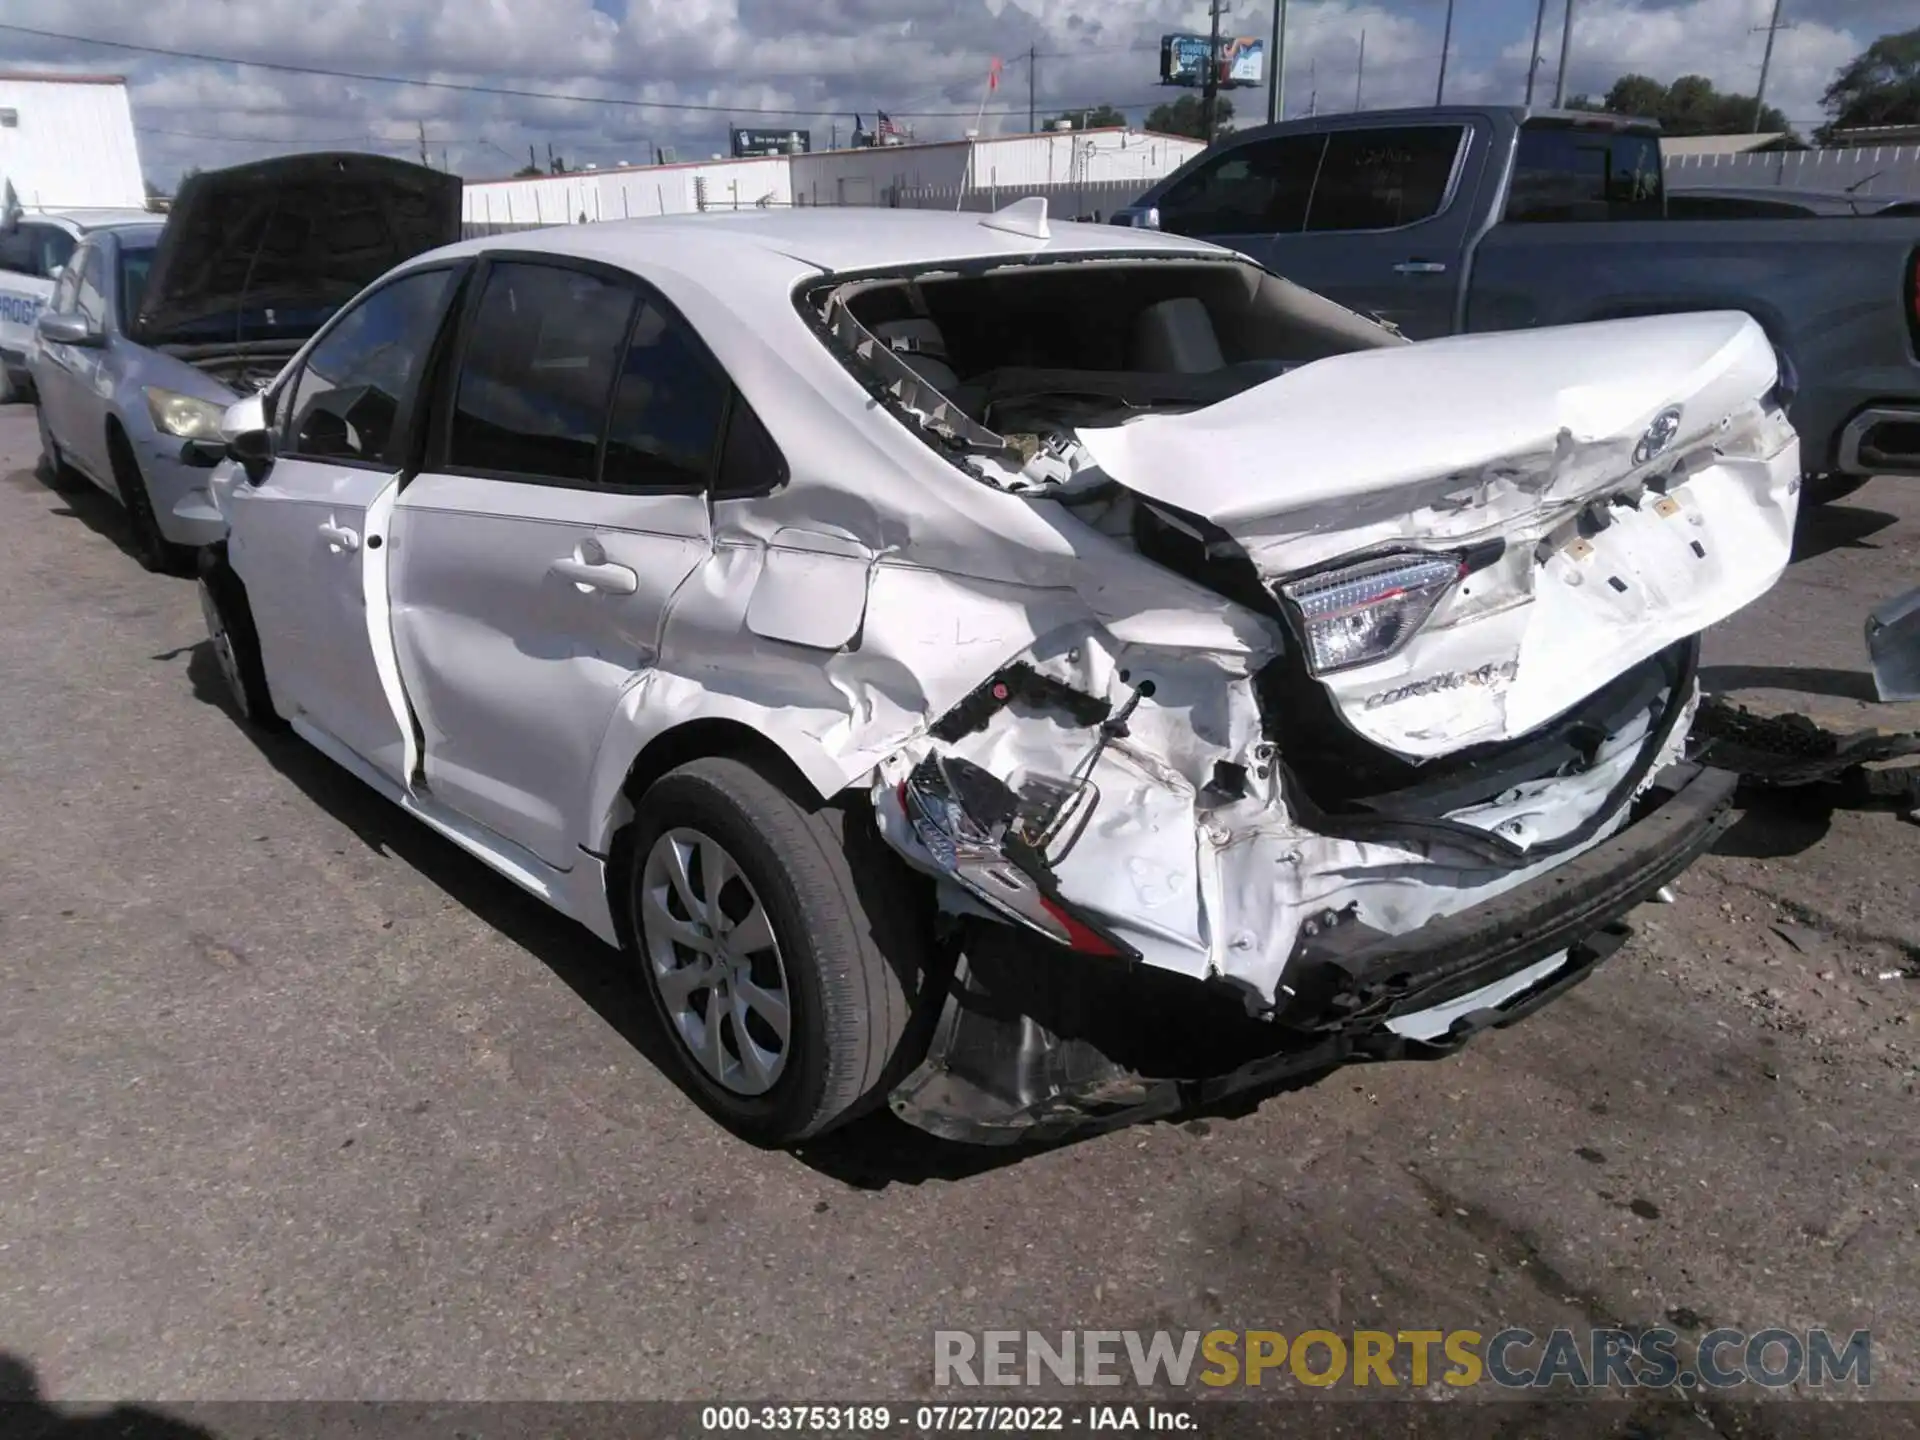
1046;103;1129;131
1577;73;1789;135
1820;26;1920;138
1145;93;1234;140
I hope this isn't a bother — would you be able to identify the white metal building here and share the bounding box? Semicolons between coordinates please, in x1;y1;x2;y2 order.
461;128;1201;230
464;155;793;229
0;72;146;211
790;128;1204;207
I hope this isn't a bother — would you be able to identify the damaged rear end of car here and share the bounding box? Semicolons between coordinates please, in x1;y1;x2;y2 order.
786;226;1800;1143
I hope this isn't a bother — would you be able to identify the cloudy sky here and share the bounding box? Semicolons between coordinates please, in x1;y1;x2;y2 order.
4;0;1909;186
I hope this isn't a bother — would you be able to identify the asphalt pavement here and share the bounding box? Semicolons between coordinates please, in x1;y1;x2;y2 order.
1;403;1916;1413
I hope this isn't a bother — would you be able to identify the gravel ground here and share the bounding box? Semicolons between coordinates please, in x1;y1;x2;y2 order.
0;403;1915;1425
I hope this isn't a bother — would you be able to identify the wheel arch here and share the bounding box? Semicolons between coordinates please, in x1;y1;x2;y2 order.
587;705;872;863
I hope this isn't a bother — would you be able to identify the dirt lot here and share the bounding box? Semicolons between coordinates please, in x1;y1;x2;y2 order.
0;402;1915;1422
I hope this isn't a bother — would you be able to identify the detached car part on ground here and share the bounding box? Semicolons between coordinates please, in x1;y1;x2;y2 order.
194;205;1799;1147
29;153;459;572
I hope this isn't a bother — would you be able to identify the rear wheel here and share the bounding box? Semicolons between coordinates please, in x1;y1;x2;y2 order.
198;545;284;732
108;425;196;575
624;756;932;1145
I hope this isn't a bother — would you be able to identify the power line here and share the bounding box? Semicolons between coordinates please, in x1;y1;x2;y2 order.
0;21;1161;120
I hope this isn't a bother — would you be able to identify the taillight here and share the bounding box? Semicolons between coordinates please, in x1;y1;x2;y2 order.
1278;553;1464;676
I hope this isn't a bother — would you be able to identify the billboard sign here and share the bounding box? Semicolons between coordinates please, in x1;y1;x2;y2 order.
1159;34;1266;89
730;127;811;157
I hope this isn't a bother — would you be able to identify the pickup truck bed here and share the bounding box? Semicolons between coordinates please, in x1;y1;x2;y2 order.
1117;105;1920;499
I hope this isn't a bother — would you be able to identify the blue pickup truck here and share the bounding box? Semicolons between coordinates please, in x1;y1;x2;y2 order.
1116;105;1920;504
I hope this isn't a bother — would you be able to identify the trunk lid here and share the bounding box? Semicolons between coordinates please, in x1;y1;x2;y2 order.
1075;312;1799;759
132;153;462;348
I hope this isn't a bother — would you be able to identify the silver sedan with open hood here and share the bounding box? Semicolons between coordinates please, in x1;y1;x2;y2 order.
30;152;460;572
191;202;1801;1146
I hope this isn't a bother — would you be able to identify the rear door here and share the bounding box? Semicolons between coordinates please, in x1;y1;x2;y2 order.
387;256;729;869
1266;120;1482;339
230;263;464;778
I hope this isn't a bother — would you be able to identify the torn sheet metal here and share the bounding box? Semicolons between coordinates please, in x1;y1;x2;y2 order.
1073;312;1798;760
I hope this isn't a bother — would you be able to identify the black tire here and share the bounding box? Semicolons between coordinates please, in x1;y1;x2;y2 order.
198;544;285;732
107;425;197;575
1801;473;1872;507
624;756;933;1145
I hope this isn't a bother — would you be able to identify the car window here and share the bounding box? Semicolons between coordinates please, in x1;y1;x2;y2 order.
1304;126;1464;232
48;262;80;315
30;224;75;279
280;267;455;466
118;245;154;320
73;246;107;328
447;262;638;484
1505;123;1665;222
714;398;787;500
0;226;30;276
601;296;730;490
1155;134;1324;237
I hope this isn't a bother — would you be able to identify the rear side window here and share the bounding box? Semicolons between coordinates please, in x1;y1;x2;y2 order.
1155;134;1324;237
1505;124;1664;222
447;262;637;483
33;225;75;278
1305;126;1464;232
601;298;729;490
281;267;455;466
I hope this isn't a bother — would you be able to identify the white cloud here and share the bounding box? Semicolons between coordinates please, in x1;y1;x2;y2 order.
2;0;1903;185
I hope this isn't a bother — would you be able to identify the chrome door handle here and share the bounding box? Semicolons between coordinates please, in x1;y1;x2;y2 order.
550;556;639;595
1393;260;1448;274
317;521;359;552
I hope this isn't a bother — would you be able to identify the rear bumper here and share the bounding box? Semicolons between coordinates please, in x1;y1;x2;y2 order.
889;762;1738;1145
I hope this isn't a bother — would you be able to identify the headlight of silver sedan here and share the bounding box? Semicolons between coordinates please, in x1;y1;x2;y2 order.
144;387;228;440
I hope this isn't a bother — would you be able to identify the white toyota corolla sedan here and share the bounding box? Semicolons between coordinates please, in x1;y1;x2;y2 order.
192;202;1801;1146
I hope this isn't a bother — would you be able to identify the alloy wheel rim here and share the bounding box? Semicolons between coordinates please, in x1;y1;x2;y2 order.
639;827;792;1096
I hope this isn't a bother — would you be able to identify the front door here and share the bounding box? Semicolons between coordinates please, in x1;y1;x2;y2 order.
229;264;463;778
388;258;725;869
34;243;110;483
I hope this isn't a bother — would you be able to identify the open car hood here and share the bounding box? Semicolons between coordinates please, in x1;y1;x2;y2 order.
1076;311;1800;758
133;153;462;346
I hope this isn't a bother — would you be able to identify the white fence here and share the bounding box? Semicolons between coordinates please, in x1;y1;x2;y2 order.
887;178;1148;221
1664;146;1920;195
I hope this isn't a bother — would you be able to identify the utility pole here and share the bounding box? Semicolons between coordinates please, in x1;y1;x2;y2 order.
1751;0;1792;132
1028;44;1037;133
1267;0;1288;124
1200;0;1226;143
1355;29;1367;111
1553;0;1575;107
1525;0;1548;104
417;120;428;166
1435;0;1455;104
1307;57;1317;116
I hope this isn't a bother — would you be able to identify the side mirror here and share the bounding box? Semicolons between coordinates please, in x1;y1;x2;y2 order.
219;392;274;483
36;310;103;347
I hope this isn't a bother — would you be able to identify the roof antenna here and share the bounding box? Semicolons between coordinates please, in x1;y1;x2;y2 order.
978;195;1049;240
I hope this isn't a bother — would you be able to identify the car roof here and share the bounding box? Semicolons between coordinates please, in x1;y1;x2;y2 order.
434;206;1231;282
25;208;160;233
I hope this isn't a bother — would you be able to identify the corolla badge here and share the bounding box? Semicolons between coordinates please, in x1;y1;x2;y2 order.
1633;405;1684;466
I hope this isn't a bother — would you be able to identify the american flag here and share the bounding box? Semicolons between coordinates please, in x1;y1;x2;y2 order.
876;111;901;140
